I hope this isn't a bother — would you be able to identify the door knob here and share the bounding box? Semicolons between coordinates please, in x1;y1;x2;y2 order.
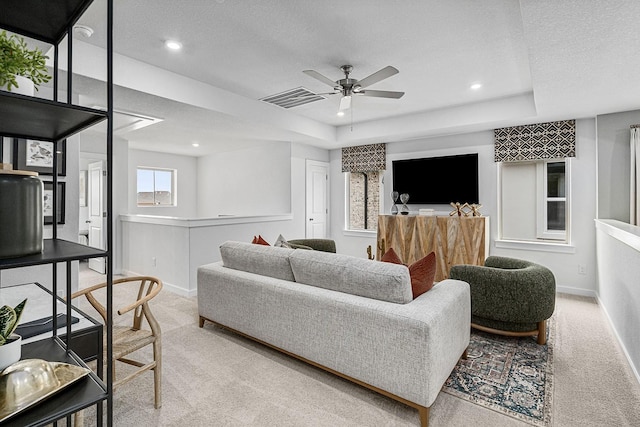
309;218;314;221
86;220;91;223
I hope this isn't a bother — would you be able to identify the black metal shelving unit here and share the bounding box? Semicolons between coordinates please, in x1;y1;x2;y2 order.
0;0;113;425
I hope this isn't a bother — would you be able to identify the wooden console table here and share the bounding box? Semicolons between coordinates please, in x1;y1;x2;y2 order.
377;215;489;282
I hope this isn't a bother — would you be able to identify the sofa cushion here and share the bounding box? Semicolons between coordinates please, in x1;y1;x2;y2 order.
220;241;295;282
289;249;413;304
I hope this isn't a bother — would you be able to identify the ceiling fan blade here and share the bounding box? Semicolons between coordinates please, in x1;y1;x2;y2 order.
358;90;404;99
356;66;399;89
339;95;352;111
303;70;337;88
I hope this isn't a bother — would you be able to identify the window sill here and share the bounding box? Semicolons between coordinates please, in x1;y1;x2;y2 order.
343;229;377;238
495;239;575;254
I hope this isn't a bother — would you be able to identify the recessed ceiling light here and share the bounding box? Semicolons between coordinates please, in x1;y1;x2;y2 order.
337;111;345;117
192;142;200;147
74;25;93;38
165;40;182;51
470;83;482;90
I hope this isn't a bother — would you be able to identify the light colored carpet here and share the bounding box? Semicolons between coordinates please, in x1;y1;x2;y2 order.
77;267;640;426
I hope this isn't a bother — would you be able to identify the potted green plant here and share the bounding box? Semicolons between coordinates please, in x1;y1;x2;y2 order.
0;30;51;93
0;299;27;372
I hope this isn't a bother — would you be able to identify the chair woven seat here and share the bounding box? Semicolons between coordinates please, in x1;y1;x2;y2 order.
112;326;155;359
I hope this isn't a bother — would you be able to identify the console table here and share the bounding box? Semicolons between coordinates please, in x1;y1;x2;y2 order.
377;215;489;282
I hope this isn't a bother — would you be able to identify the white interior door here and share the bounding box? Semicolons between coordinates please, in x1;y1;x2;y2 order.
306;160;329;238
88;161;106;274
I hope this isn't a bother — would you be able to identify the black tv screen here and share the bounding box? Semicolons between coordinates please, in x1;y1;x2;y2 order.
392;153;479;204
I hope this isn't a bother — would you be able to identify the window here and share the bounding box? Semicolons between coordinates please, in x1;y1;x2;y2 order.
346;171;382;231
137;167;176;206
499;158;569;243
537;161;567;240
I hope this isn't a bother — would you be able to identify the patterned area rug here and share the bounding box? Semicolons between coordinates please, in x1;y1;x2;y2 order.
443;320;554;426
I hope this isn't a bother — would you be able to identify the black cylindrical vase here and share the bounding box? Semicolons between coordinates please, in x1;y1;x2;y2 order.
0;172;43;258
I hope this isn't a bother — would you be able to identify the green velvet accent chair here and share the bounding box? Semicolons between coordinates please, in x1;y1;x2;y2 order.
287;239;337;253
449;256;556;344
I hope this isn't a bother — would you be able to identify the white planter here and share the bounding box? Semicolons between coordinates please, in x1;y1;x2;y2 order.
0;334;22;372
0;75;35;96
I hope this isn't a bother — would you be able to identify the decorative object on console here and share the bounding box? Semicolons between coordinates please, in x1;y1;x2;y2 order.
390;191;399;215
400;193;409;215
449;256;556;345
418;208;434;216
0;30;51;93
0;165;43;259
449;202;466;217
381;248;437;298
0;299;27;371
470;203;482;216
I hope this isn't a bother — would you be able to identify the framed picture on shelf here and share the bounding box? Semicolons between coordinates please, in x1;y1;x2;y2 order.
79;170;87;207
13;138;66;176
43;181;65;225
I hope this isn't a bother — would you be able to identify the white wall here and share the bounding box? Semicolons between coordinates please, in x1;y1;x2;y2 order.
596;109;640;221
128;149;198;218
196;142;291;217
595;220;640;382
329;120;598;296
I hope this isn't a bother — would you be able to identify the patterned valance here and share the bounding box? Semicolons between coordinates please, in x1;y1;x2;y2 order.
342;143;386;172
494;119;576;162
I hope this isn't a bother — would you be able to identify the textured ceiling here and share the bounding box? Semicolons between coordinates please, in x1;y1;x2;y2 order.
67;0;640;155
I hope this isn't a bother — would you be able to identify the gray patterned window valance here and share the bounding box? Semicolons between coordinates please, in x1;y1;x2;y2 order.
342;143;386;172
494;119;576;162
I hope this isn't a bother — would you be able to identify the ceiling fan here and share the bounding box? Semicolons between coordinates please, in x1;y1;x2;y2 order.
303;65;404;113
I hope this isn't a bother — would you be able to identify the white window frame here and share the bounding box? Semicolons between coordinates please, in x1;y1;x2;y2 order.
136;167;177;207
344;171;383;233
536;159;570;241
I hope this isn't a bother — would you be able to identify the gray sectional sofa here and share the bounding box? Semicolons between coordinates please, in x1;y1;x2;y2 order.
197;241;471;426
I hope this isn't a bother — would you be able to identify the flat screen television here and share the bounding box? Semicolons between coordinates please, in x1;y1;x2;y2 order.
392;153;479;204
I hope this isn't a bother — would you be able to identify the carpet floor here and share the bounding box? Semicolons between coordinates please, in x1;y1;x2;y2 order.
77;268;640;426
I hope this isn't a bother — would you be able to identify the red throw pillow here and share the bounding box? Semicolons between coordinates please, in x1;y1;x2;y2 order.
254;235;270;246
409;252;436;298
381;248;436;298
381;247;403;264
251;236;258;244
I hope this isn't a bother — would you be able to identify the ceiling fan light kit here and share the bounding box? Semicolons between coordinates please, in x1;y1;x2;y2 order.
303;64;404;113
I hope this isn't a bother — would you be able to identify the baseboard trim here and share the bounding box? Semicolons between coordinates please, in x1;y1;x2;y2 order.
122;270;197;298
596;294;640;386
555;286;596;298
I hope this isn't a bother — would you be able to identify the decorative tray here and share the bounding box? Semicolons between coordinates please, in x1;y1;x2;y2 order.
0;359;91;422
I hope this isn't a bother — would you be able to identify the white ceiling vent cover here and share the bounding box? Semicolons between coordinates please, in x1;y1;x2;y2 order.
261;87;326;109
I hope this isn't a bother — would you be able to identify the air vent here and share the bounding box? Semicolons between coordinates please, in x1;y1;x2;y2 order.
260;87;326;109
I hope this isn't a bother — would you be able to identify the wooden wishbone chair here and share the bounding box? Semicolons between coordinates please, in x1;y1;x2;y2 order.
71;276;163;409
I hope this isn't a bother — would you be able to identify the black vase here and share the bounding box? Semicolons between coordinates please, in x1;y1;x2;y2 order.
0;173;43;258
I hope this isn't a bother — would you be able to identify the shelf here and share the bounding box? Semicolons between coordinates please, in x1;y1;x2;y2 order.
0;239;107;269
1;338;107;427
0;92;107;142
0;0;94;44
